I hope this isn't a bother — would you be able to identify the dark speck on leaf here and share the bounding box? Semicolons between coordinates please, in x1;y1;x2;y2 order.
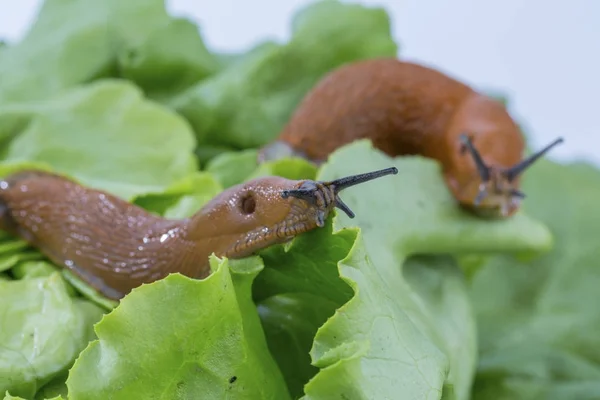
124;49;140;64
229;376;237;384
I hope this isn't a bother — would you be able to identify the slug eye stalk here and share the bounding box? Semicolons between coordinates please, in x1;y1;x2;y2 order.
281;167;399;220
460;134;564;208
503;137;565;182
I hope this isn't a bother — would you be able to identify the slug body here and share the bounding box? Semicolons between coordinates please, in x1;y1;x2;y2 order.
259;58;563;217
0;168;397;300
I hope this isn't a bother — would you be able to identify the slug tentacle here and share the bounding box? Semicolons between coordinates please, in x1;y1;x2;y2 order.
504;137;565;181
281;167;398;220
459;135;564;217
459;134;491;182
334;197;355;219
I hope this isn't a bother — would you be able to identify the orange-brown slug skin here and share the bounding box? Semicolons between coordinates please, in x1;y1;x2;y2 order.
0;167;397;300
259;58;564;218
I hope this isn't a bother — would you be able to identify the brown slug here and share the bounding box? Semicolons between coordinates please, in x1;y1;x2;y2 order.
258;57;564;218
0;167;397;300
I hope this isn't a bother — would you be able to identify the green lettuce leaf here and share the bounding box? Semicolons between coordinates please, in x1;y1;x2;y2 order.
0;1;592;400
117;17;220;101
33;371;68;400
247;157;317;182
0;80;198;200
133;172;223;216
205;149;259;188
0;273;104;398
271;141;550;399
170;0;398;150
11;260;62;280
3;393;63;400
243;140;552;399
253;219;355;399
257;292;343;398
204;151;317;190
161;174;224;219
0;0;176;105
0;241;39;272
470;160;600;399
66;257;291;399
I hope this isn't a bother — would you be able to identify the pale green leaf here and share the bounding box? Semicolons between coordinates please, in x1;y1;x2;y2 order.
0;273;104;398
66;257;291;399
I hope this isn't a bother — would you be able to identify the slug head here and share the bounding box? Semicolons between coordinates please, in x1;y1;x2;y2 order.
281;166;399;223
188;167;398;259
459;134;564;217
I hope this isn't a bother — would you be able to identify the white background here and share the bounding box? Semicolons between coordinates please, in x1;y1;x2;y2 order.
1;0;598;166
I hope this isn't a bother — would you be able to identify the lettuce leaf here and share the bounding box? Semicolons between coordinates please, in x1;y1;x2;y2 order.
239;141;551;399
470;160;600;399
117;17;220;101
33;372;68;400
253;218;355;398
299;141;550;399
3;393;63;400
11;261;63;281
170;0;399;150
65;257;291;399
0;0;176;105
205;149;259;189
0;241;40;272
133;172;223;217
0;0;595;399
0;80;198;200
0;273;104;398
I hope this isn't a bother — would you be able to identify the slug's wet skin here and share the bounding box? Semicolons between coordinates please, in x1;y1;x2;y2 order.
259;57;564;218
0;167;397;300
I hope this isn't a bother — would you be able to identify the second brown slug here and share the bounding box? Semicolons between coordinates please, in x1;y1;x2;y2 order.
259;58;564;218
0;167;397;300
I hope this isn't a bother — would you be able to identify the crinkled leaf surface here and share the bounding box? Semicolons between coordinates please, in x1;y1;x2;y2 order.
160;174;224;219
283;141;552;400
117;17;220;101
253;217;356;399
33;371;69;400
0;225;45;276
4;394;63;400
0;80;198;200
0;0;174;105
205;149;259;189
171;0;398;149
66;256;290;400
247;157;317;182
11;261;62;281
470;160;600;400
3;393;63;400
0;242;38;272
133;172;222;216
0;1;592;400
204;151;316;191
0;273;104;398
243;141;552;400
257;292;343;398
